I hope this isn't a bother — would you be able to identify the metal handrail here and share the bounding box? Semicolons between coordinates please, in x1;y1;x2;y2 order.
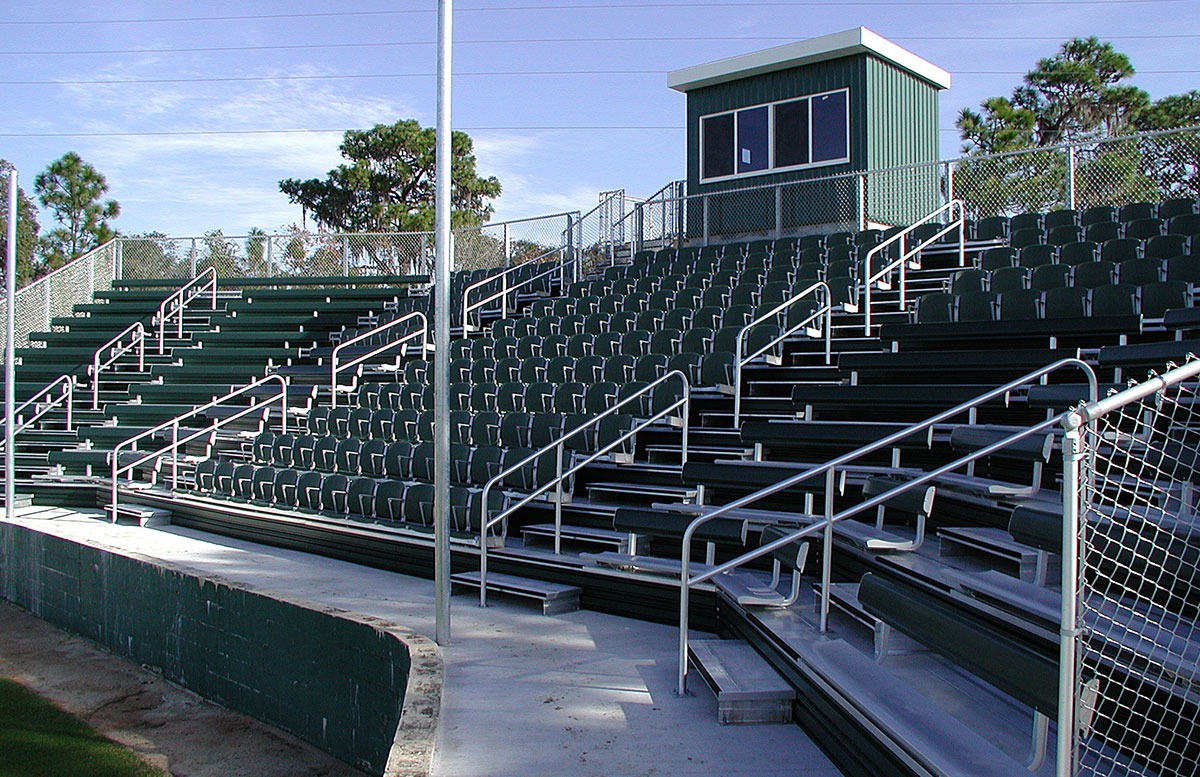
0;374;76;449
90;321;146;409
108;374;288;522
155;266;217;354
460;246;568;332
862;200;966;334
329;311;428;408
478;369;691;606
675;356;1098;695
733;281;832;426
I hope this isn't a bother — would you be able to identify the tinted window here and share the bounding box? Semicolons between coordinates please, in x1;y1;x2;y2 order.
702;113;734;179
736;106;769;174
811;91;848;163
773;99;809;168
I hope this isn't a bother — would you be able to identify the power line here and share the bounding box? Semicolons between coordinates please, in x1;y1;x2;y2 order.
0;32;1196;56
0;0;1183;25
4;68;1195;87
0;126;687;138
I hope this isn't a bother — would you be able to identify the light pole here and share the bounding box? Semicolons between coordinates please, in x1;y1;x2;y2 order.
432;0;454;645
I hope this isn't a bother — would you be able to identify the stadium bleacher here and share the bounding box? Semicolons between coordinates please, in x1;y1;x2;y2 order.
5;192;1199;777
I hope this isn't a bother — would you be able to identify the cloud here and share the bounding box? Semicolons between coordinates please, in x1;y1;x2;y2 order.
48;59;421;234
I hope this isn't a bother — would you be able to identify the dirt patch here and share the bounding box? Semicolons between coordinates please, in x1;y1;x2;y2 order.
0;600;366;777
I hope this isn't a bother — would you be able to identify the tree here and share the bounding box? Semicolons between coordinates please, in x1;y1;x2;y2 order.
957;37;1149;154
954;38;1200;215
34;152;120;268
279;120;501;235
0;161;42;286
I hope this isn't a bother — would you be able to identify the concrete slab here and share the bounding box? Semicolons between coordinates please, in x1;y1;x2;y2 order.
2;507;840;777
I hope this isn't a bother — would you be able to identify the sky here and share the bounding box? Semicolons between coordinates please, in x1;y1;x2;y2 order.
1;0;1197;238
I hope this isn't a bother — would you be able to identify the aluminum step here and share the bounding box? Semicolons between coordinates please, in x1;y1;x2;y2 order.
450;571;580;615
688;639;795;725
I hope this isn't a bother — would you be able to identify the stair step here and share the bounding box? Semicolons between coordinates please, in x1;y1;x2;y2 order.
688;639;794;725
937;526;1046;582
450;571;580;615
104;502;172;527
519;523;647;553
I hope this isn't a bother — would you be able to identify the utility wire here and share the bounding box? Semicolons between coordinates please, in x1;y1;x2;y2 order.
0;32;1195;56
0;0;1183;25
2;68;1196;86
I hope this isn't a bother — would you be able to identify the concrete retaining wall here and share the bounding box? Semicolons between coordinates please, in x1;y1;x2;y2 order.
0;520;440;776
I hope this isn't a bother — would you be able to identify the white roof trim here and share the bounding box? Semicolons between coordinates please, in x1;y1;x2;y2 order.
667;27;951;92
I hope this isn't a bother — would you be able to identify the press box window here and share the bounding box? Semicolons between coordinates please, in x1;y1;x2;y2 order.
701;113;734;179
700;88;849;181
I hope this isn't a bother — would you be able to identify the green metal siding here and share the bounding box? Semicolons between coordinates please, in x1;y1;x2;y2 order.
864;56;941;225
686;56;867;195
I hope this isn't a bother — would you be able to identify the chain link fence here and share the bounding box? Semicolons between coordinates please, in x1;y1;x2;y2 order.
117;212;578;284
0;240;117;356
1061;358;1200;777
607;126;1200;252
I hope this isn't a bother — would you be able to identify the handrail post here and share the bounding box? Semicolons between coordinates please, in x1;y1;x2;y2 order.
1057;421;1084;777
678;529;693;696
554;445;564;554
171;420;179;489
820;467;835;632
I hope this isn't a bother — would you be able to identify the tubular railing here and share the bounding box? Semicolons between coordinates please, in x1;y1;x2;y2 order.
478;370;691;606
861;200;966;334
109;374;288;522
329;311;428;408
676;357;1098;696
732;281;832;426
460;247;570;332
90;321;146;409
0;374;77;450
155;266;217;354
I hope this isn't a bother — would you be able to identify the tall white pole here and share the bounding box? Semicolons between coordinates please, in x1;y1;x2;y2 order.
433;0;453;645
5;169;16;520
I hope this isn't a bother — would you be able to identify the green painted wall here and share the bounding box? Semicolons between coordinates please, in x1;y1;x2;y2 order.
864;55;941;225
0;522;413;776
681;50;943;238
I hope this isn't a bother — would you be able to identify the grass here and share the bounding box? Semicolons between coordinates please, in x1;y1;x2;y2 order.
0;677;167;777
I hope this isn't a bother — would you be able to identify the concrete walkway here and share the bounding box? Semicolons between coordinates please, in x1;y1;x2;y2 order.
3;507;839;777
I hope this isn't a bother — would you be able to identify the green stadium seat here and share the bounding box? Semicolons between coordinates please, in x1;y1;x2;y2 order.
955;291;998;322
296;471;323;511
1072;261;1117;289
979;246;1017;271
1047;224;1082;246
1144;234;1188;261
1079;205;1115;227
1159;197;1198;220
1117;202;1155;222
1100;238;1141;264
1043;286;1089;319
1017;244;1057;268
1140;281;1191;318
989;266;1029;293
1125;217;1164;241
1083;220;1121;244
1009;227;1044;250
998;289;1042;320
1090;283;1139;317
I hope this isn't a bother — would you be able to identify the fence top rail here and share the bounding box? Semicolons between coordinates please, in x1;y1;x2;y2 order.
9;239;116;295
624;123;1200;214
683;356;1097;543
1065;356;1200;430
